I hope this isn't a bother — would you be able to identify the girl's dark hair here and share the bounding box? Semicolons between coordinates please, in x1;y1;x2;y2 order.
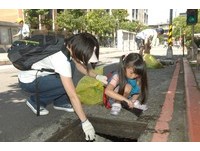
118;53;148;104
64;32;99;70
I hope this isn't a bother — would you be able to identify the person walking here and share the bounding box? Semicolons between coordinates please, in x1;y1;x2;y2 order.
13;18;30;39
18;33;108;141
104;53;148;116
135;28;164;55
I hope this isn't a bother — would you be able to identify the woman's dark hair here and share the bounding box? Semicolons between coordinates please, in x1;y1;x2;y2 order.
118;53;148;104
64;33;99;70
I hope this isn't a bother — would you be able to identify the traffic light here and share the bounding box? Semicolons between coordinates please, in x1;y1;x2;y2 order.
187;9;198;25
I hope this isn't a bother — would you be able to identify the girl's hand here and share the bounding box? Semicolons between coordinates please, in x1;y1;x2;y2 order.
126;100;134;108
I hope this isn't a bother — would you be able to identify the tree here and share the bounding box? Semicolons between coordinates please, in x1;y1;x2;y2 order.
86;10;114;36
56;9;87;34
172;9;200;47
24;9;52;30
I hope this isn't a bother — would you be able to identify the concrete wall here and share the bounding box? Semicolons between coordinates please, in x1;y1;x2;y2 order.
117;29;137;51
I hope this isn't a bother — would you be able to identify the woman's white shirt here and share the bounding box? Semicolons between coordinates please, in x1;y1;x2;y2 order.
18;51;72;83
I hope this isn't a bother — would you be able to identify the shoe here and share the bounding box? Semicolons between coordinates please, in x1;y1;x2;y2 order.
110;103;122;115
53;104;74;112
26;99;49;115
133;100;148;111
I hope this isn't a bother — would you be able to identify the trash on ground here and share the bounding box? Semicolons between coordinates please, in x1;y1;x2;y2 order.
76;67;104;105
143;53;163;69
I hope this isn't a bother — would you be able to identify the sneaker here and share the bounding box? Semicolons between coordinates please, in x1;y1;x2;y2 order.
110;103;122;115
133;100;148;111
53;104;74;112
26;99;49;115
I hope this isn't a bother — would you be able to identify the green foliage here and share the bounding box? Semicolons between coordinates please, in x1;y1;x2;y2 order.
120;21;138;32
111;9;129;22
86;9;115;37
172;16;187;39
24;9;148;45
24;9;52;29
172;9;200;47
56;9;87;33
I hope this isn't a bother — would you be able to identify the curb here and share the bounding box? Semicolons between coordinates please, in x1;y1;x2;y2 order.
0;61;11;65
183;58;200;142
0;53;10;65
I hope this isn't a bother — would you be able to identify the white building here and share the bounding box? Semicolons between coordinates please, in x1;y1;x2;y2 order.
127;9;148;25
106;9;148;25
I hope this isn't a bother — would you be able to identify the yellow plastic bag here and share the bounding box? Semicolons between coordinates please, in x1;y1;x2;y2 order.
143;53;163;69
76;67;104;105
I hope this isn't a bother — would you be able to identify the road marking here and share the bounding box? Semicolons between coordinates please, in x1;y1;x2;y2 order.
151;60;180;142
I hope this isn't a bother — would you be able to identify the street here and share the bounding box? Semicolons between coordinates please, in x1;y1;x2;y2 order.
0;46;190;141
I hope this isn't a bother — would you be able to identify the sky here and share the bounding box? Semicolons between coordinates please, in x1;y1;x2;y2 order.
148;9;187;25
1;0;198;9
1;0;191;26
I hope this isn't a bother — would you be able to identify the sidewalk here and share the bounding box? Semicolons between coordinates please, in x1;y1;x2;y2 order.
0;47;125;66
0;53;11;65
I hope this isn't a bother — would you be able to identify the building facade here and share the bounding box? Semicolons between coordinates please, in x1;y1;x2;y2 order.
127;9;148;25
0;9;23;23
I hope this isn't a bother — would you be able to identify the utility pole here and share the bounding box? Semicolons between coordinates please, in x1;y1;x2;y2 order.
191;25;195;59
52;9;55;31
166;9;173;59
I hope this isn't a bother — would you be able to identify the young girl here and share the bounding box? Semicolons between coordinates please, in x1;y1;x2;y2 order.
105;53;148;115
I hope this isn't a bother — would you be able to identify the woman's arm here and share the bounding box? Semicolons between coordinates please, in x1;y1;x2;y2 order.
60;75;95;141
74;60;97;78
60;75;87;122
74;60;108;84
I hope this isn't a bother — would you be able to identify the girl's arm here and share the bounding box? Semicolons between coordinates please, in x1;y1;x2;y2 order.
131;78;141;101
131;94;140;101
105;83;130;104
105;84;134;108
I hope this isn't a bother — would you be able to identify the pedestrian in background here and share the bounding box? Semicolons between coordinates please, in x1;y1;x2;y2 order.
135;28;164;55
13;18;30;39
18;33;108;141
104;53;148;116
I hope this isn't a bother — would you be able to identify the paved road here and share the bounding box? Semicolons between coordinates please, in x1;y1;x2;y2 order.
0;46;198;141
